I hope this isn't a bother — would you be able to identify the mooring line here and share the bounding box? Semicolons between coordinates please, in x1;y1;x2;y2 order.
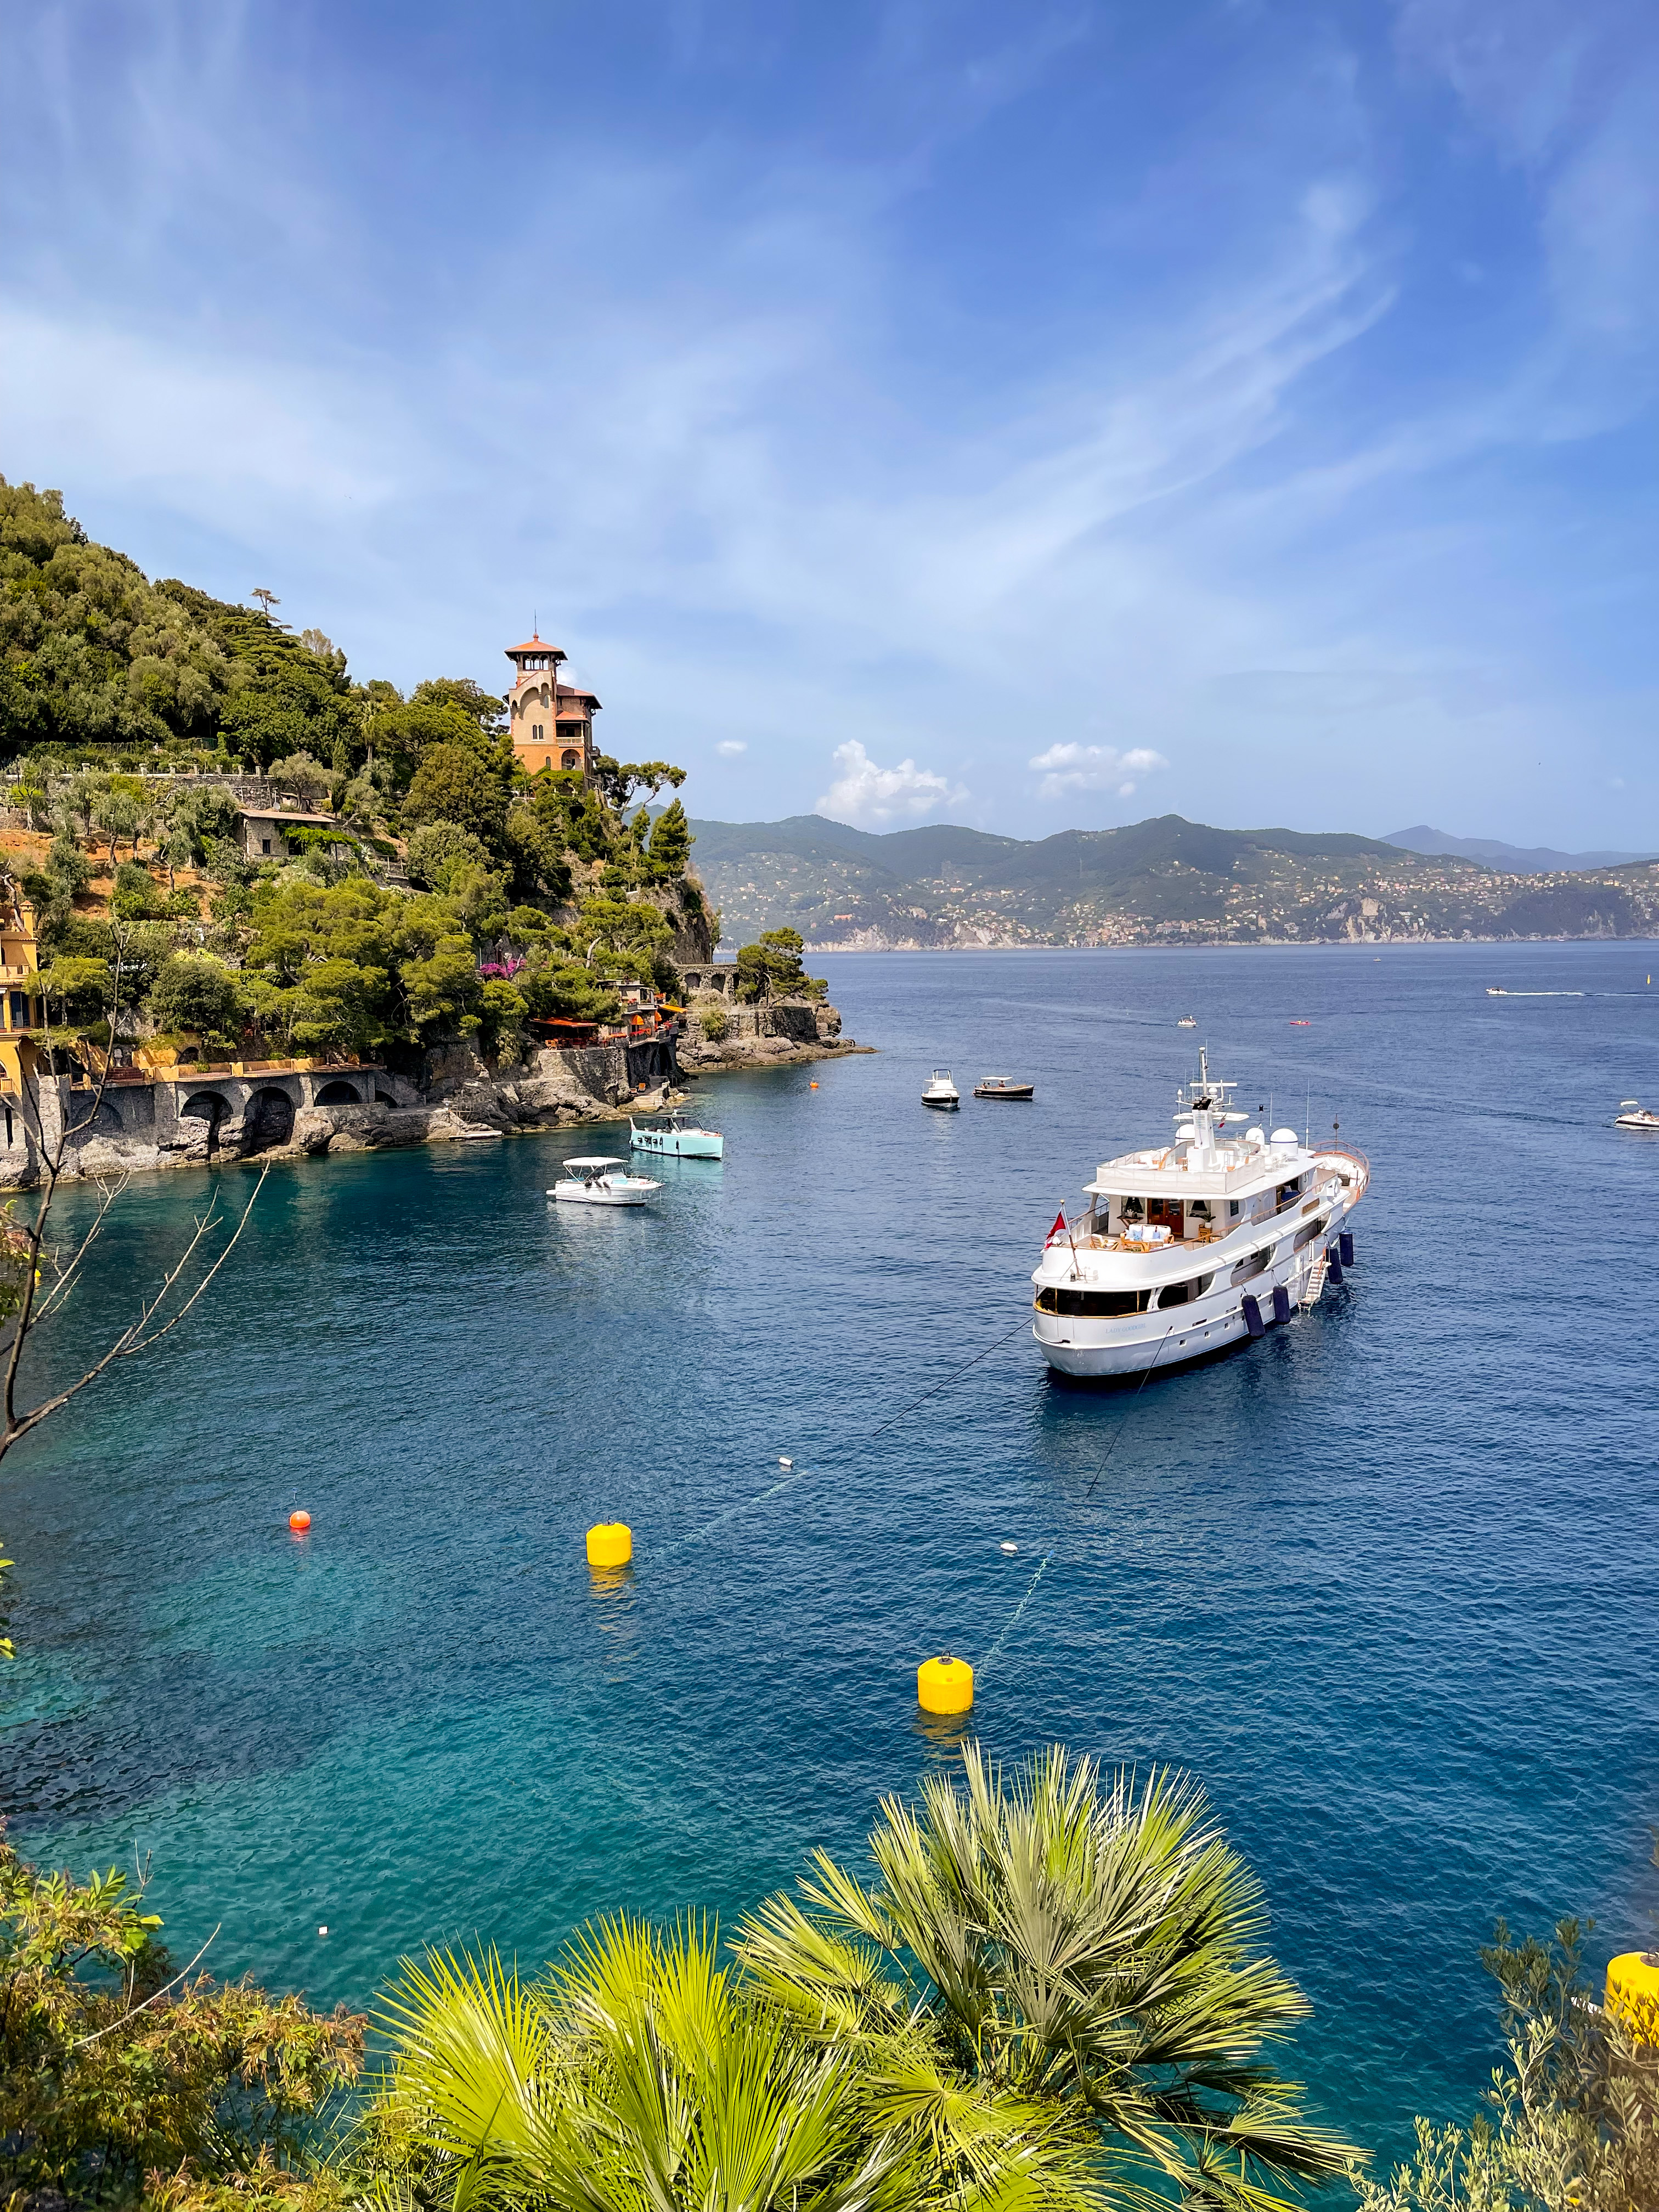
977;1325;1176;1677
651;1308;1036;1559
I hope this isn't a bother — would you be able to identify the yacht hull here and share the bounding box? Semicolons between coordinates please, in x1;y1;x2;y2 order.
1034;1193;1361;1378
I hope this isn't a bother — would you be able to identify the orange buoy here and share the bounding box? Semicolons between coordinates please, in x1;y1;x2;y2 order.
289;1509;312;1532
810;1081;819;1088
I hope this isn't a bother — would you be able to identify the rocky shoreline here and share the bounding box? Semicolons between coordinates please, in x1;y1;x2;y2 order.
3;1003;871;1185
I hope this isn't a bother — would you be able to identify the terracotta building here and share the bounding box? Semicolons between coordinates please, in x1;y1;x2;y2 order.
505;633;601;779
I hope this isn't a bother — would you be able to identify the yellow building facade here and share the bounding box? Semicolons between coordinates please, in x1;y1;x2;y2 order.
0;894;43;1097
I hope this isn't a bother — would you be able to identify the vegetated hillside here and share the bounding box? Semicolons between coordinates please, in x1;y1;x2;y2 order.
0;478;714;1066
692;810;1659;947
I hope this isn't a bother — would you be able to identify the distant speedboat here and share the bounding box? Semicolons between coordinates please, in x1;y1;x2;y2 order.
922;1069;961;1110
974;1076;1035;1101
1615;1100;1659;1131
630;1111;724;1160
550;1156;662;1206
1177;1015;1197;1028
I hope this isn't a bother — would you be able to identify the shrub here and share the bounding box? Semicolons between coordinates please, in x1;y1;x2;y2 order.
697;1000;729;1041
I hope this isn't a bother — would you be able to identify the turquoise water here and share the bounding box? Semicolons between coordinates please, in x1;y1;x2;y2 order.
5;942;1658;2160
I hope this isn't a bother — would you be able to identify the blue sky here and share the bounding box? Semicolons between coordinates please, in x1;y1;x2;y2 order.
4;0;1656;845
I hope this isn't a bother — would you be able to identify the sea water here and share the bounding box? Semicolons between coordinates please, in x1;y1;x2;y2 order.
4;941;1657;2161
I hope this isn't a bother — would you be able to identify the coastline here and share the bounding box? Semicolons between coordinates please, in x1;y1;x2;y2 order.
2;1010;872;1187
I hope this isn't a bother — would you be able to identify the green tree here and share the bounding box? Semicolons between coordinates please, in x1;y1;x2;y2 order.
35;955;111;1028
268;751;330;807
740;1745;1358;2212
409;676;506;734
403;743;506;843
591;754;686;811
501;804;571;905
647;794;692;880
735;927;827;1003
477;976;529;1057
150;955;249;1042
404;820;492;892
518;960;622;1026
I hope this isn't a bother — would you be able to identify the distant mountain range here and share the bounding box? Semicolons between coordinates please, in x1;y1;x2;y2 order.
687;810;1659;950
1384;825;1658;872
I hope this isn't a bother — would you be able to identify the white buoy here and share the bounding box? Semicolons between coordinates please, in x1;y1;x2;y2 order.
319;1924;329;1936
1000;1541;1019;1554
779;1457;793;1469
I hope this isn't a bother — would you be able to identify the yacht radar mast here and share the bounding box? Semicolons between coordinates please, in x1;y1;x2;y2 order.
1175;1045;1238;1155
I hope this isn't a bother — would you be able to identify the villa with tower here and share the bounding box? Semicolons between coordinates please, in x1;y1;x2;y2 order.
505;631;601;780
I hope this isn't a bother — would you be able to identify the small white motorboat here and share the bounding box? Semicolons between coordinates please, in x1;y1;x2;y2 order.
974;1075;1035;1101
549;1156;663;1206
1177;1015;1197;1028
922;1069;961;1110
1615;1099;1659;1131
630;1111;724;1160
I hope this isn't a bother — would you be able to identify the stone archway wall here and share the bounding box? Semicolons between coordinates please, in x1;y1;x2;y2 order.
242;1087;296;1153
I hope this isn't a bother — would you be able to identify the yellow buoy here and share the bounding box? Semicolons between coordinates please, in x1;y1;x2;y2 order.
586;1522;633;1569
917;1654;973;1714
1606;1951;1659;2037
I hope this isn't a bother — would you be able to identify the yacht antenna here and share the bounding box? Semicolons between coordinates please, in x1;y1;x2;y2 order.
1305;1091;1310;1147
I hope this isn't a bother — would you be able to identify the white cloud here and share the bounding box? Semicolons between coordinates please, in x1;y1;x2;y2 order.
815;740;967;826
715;739;747;757
1028;743;1169;803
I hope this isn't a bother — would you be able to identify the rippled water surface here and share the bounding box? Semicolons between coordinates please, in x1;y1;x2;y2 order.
5;941;1658;2159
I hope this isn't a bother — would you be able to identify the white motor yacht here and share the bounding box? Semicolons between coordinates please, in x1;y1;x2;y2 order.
630;1111;724;1159
922;1069;961;1110
550;1156;663;1206
1030;1047;1369;1378
1615;1099;1659;1131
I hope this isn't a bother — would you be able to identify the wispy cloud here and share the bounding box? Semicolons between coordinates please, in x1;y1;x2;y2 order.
1028;743;1169;802
715;740;747;758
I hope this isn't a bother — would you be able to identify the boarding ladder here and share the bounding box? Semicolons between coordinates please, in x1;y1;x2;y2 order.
1299;1247;1330;1310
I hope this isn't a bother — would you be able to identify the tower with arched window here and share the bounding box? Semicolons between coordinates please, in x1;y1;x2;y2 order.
505;633;601;779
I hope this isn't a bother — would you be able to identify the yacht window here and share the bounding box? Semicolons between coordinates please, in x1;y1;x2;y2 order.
1291;1216;1328;1252
1035;1285;1153;1316
1230;1250;1269;1285
1228;1200;1240;1217
1276;1180;1300;1206
1154;1272;1216;1309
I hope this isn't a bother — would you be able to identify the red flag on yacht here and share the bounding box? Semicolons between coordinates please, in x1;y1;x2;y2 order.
1046;1209;1068;1245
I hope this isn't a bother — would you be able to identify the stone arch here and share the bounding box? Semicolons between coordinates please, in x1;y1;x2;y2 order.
182;1090;231;1156
540;682;551;708
77;1096;125;1136
375;1088;397;1105
242;1086;296;1152
315;1079;359;1105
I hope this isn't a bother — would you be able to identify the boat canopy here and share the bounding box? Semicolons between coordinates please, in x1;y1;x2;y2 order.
565;1155;624;1170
